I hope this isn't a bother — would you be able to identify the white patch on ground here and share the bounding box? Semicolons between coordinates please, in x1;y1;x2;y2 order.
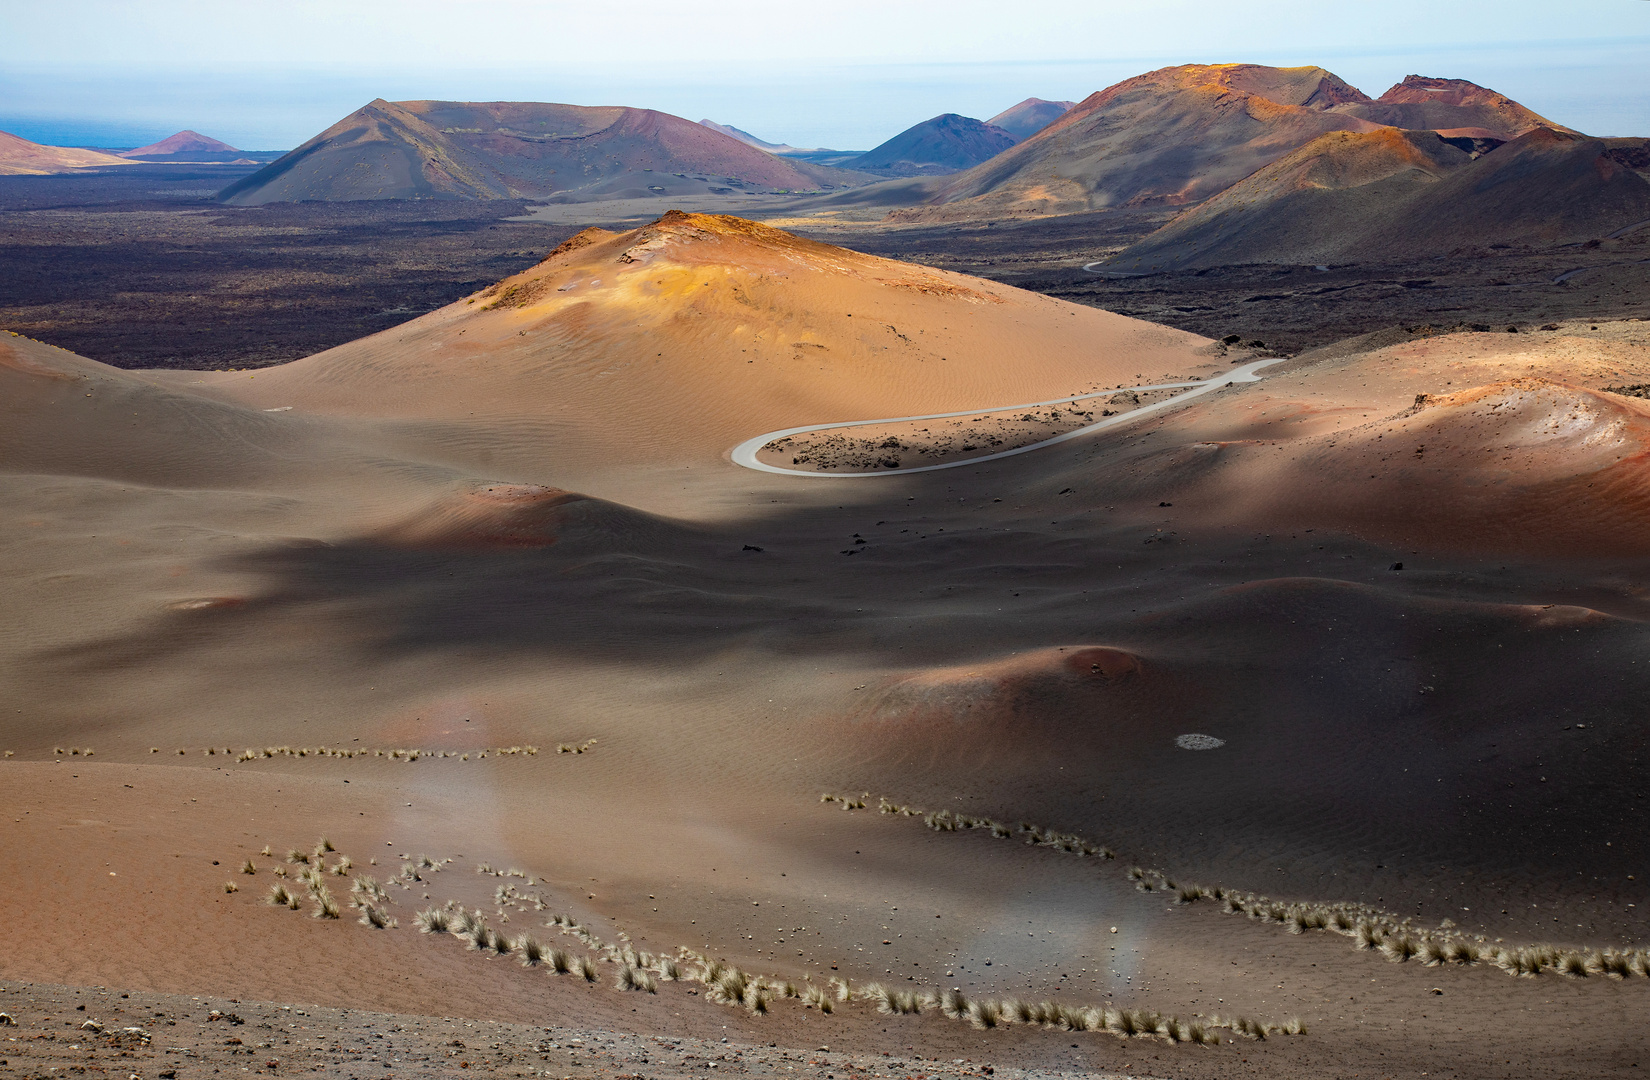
1175;734;1225;750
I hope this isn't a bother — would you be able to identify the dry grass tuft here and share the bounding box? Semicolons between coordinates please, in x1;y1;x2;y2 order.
240;859;257;875
311;884;341;919
358;903;396;929
616;964;659;993
516;935;548;967
1380;934;1419;963
414;907;451;934
223;881;238;893
966;999;1001;1029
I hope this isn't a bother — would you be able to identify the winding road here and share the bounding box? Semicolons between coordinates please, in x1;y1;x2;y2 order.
731;356;1288;477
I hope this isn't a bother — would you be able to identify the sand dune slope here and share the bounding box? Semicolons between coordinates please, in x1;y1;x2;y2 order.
1246;376;1650;554
192;212;1214;467
0;332;324;488
1038;326;1650;555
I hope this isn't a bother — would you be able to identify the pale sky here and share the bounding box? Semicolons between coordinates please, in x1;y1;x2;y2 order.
3;0;1647;149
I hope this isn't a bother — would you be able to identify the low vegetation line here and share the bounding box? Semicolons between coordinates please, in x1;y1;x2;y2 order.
228;833;1301;1048
2;740;601;762
824;793;1650;983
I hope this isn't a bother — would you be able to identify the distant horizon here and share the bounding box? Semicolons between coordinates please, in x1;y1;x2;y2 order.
2;1;1646;151
5;48;1649;156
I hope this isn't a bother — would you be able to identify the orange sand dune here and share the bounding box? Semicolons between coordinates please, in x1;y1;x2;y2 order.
180;212;1214;470
375;482;698;551
1042;325;1650;556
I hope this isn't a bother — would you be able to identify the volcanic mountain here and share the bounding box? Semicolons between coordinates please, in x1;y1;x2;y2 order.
698;119;796;152
217;99;861;204
119;129;240;158
985;97;1076;141
898;64;1381;219
0;129;128;175
1344;75;1574;140
181;210;1213;466
847;114;1020;176
1111;126;1650;270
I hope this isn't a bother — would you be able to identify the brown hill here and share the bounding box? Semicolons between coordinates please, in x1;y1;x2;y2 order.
1112;126;1650;269
897;64;1382;220
847;114;1020;176
697;120;795;153
184;211;1214;465
1345;75;1576;140
119;129;239;158
218;100;862;205
0;129;129;175
984;98;1076;141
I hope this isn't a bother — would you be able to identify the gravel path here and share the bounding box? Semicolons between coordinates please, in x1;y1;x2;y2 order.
731;358;1285;477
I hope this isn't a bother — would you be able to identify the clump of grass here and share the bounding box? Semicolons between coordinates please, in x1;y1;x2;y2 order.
358;903;396;929
707;968;749;1006
1107;1008;1145;1037
1560;951;1592;977
241;859;257;875
516;935;547;967
574;957;599;982
829;977;851;1002
938;989;969;1019
966;999;1000;1029
311;884;340;919
331;856;352;876
655;958;680;981
1289;908;1327;934
876;988;924;1015
223;881;238;893
464;921;494;951
415;907;451;934
351;874;389;906
286;849;308;865
1380;933;1419;963
616;964;658;993
1600;950;1634;979
803;985;834;1013
546;948;572;974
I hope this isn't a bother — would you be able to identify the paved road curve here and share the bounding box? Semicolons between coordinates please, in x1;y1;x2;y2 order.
730;357;1288;477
